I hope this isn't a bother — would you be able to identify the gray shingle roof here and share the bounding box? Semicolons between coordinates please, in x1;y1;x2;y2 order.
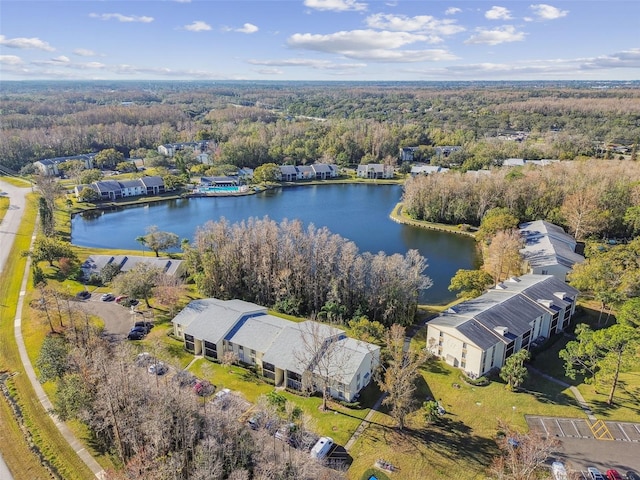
430;274;579;349
520;220;584;269
226;314;291;353
82;255;184;278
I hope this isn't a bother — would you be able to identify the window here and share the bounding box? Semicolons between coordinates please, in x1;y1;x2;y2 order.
462;342;467;350
461;351;466;359
461;360;466;369
551;312;559;332
490;347;496;367
184;334;195;353
204;340;217;359
505;341;515;358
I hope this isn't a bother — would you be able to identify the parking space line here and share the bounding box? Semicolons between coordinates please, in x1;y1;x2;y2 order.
538;417;549;436
555;419;565;437
618;424;632;442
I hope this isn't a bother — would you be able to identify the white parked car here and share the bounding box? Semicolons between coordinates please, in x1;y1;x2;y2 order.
552;461;567;480
310;436;334;460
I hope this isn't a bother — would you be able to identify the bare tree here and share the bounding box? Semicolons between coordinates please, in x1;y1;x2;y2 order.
483;229;524;286
489;421;560;480
377;324;429;430
295;321;353;412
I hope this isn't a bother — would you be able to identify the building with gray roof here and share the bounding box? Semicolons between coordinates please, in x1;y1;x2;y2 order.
81;255;185;282
519;220;584;281
171;298;379;401
33;153;97;176
427;274;578;378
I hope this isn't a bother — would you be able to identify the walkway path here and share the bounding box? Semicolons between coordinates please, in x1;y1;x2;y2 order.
527;365;597;421
0;179;106;479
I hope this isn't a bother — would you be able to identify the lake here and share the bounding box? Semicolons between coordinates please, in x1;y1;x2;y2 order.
71;184;480;305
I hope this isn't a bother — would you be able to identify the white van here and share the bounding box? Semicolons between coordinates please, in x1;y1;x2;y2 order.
310;436;334;459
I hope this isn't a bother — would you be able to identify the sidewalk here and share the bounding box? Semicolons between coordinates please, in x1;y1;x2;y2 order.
527;365;597;421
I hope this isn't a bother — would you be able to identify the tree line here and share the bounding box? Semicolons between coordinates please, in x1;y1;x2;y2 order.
403;159;640;240
2;82;639;173
182;216;431;326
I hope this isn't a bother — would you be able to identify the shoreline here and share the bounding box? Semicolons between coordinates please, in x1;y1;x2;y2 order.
389;202;478;238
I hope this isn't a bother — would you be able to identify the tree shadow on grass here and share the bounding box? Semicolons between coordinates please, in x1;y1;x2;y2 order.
400;417;496;472
520;375;581;409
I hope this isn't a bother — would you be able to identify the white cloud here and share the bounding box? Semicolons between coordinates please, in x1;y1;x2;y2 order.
235;23;259;34
445;7;462;15
248;58;366;70
89;13;154;23
51;55;70;63
73;48;97;57
365;13;465;40
288;29;458;62
184;21;212;32
485;6;512;20
0;34;55;51
0;55;24;65
304;0;367;12
465;25;526;45
289;30;427;51
175;0;191;2
255;68;284;75
580;48;640;70
529;4;568;20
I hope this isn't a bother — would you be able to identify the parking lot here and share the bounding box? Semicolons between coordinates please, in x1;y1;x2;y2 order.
526;415;640;472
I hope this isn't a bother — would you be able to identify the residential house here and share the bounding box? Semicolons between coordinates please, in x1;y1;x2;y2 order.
278;165;300;181
400;146;419;162
311;163;339;179
157;141;209;157
434;146;462;158
519;220;584;281
410;165;449;176
33;153;97;177
77;176;165;200
81;254;185;279
171;298;380;402
427;274;579;378
357;164;394;179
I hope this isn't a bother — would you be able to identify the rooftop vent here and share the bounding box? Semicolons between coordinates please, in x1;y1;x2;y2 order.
537;299;553;308
494;326;509;336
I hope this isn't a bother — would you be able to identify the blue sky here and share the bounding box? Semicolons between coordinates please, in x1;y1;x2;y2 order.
1;0;638;81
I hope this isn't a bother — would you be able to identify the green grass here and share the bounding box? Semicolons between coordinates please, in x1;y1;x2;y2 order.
0;194;96;479
390;202;478;238
347;359;586;480
0;176;33;187
0;196;9;223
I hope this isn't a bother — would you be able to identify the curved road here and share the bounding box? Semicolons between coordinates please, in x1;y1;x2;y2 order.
0;179;105;479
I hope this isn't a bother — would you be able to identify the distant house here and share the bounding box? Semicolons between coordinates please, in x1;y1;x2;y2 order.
172;298;380;402
502;158;560;167
81;254;185;279
427;274;579;378
434;146;462;158
77;176;165;200
356;164;394;179
237;167;254;180
34;153;97;177
200;176;238;187
278;165;300;181
277;163;338;182
410;165;449;176
157;141;209;157
519;220;584;281
400;146;419;162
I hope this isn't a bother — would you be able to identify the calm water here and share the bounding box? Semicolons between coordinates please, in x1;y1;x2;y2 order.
71;184;480;305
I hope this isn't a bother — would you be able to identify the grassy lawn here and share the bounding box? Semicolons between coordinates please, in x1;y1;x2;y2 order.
0;194;95;480
0;176;33;187
0;196;9;223
347;359;586;480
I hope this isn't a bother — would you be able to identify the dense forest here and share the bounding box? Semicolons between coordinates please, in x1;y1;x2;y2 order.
1;81;639;173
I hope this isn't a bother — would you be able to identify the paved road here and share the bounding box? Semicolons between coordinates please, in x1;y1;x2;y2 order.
0;180;30;277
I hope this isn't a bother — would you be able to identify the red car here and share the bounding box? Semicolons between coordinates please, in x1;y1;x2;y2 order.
607;470;623;480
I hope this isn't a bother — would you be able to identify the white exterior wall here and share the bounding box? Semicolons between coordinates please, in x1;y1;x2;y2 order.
531;264;571;282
